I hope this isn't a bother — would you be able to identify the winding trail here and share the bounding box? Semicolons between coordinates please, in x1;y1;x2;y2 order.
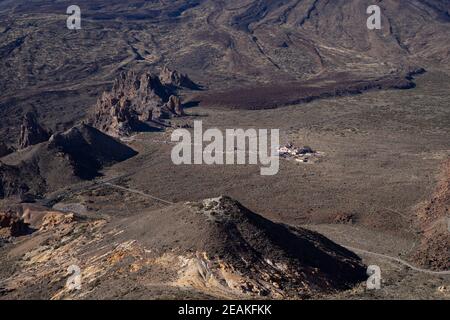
104;183;174;205
344;245;450;276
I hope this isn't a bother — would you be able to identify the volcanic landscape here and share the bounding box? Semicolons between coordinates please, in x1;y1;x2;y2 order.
0;0;449;300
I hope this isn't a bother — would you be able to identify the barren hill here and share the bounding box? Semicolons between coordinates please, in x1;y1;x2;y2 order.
0;196;365;299
0;124;137;199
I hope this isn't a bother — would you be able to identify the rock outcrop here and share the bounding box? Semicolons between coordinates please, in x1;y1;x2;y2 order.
0;124;137;199
0;211;29;237
90;69;189;137
163;95;184;116
159;66;200;90
18;112;50;149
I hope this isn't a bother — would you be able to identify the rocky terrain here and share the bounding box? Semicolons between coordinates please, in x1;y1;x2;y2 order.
0;0;449;142
89;68;192;137
0;0;449;300
412;160;450;271
0;210;30;238
0;197;365;299
0;124;137;199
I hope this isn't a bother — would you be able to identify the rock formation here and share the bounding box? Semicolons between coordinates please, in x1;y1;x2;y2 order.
18;112;50;149
159;66;200;90
163;95;184;116
0;210;29;237
90;70;188;137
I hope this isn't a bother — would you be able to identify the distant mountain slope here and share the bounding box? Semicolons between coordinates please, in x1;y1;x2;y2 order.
0;0;448;141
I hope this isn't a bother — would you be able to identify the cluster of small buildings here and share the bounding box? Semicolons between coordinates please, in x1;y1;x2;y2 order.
277;143;319;163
